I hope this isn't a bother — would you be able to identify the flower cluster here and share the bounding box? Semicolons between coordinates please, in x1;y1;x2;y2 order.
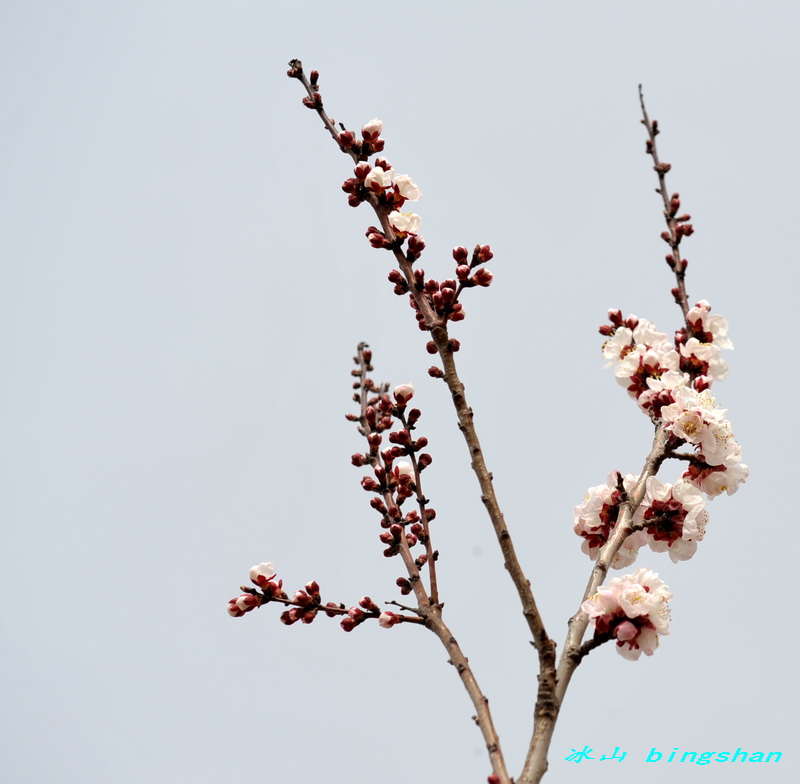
661;385;748;497
280;580;323;626
573;471;712;566
341;117;495;341
634;476;708;563
573;472;644;568
601;300;732;413
341;144;422;223
227;562;286;617
340;596;381;632
573;296;746;629
582;568;672;660
676;299;733;379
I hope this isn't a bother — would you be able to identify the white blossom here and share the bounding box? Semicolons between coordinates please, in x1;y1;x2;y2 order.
388;211;421;235
393;174;422;201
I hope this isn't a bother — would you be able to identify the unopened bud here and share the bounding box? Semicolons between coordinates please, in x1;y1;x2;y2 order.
477;244;494;262
452;246;469;262
473;268;493;287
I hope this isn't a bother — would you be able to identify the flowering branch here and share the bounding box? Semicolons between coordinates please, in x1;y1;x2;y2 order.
347;341;511;781
226;66;748;784
287;58;553;668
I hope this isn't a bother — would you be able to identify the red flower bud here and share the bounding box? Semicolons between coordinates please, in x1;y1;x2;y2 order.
477;245;494;262
473;268;493;287
452;246;469;262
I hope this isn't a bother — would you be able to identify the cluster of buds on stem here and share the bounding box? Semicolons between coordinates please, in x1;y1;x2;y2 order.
347;345;440;607
340;596;381;632
227;562;286;617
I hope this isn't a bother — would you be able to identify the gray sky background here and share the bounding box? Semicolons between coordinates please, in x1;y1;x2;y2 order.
2;2;797;783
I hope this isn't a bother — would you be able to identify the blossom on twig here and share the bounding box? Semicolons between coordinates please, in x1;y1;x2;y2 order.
582;568;672;660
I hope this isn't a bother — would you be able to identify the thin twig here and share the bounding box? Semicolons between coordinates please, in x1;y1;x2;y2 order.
290;56;553;679
639;85;693;322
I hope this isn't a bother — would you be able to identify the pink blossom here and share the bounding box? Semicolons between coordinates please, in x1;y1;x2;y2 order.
634;477;708;563
573;472;643;568
228;593;262;617
686;300;733;350
582;568;672;660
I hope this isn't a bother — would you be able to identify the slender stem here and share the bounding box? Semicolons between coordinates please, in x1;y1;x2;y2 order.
351;341;511;782
517;424;668;784
289;63;526;782
423;609;512;784
290;60;552;666
639;85;692;322
396;408;440;606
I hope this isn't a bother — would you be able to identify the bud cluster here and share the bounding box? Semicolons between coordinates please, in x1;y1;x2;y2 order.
601;300;732;412
342;154;421;213
227;560;411;634
347;347;440;605
227;562;287;618
340;595;381;632
337;112;497;344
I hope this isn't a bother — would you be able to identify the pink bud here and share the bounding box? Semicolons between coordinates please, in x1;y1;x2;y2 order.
694;375;711;392
393;383;415;405
393;461;414;480
354;162;371;180
379;611;400;628
361;118;383;141
615;621;638;641
359;596;379;611
249;562;277;588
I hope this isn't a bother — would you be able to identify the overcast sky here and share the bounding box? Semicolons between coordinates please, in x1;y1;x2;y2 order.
2;2;798;783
